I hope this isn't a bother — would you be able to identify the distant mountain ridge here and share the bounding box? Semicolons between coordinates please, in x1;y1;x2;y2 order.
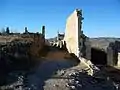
47;37;120;50
89;37;120;50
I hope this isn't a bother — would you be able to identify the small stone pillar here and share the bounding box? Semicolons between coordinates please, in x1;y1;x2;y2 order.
107;46;114;66
85;38;91;60
42;26;45;38
24;27;28;34
6;27;10;34
117;53;120;67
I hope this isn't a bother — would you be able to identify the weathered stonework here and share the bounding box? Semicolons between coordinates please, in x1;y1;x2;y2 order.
117;53;120;67
85;38;91;60
107;46;114;66
64;9;83;57
106;41;120;67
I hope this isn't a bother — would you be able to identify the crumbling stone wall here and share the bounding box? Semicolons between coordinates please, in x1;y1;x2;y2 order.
64;9;91;60
0;33;45;57
0;40;32;85
29;33;45;57
64;9;83;57
117;53;120;66
107;45;114;66
107;41;120;67
0;33;45;85
85;38;91;60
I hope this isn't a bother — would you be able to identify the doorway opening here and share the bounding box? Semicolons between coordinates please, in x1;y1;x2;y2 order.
91;48;107;65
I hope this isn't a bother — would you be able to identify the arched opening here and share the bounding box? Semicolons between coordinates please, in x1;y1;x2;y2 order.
91;48;107;65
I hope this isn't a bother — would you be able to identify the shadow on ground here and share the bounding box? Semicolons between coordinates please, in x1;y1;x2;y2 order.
27;51;80;90
0;46;80;90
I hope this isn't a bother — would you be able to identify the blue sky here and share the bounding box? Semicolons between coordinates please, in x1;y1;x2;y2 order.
0;0;120;38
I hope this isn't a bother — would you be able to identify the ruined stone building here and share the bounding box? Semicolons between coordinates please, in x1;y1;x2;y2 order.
0;26;46;57
106;41;120;67
0;26;47;84
57;31;64;41
63;9;120;67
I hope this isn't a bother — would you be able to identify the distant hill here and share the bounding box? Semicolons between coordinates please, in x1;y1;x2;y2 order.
47;37;120;51
90;37;120;51
47;37;57;42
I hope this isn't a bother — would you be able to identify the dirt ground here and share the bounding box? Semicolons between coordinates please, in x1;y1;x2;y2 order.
0;47;120;90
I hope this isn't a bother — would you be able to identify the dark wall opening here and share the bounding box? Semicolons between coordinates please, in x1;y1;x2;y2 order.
91;48;107;65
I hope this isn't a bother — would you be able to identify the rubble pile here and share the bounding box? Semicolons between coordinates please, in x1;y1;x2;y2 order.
0;71;35;90
0;72;25;90
65;69;119;90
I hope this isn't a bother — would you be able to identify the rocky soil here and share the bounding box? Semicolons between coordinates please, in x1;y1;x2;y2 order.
1;61;120;90
0;47;120;90
0;36;120;90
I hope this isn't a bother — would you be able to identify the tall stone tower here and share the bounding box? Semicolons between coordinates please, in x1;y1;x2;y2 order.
42;26;45;38
64;9;84;57
24;27;28;34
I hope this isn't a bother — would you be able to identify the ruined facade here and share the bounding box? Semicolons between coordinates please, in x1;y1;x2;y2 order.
64;9;120;68
64;9;83;57
0;26;46;57
64;9;91;60
107;41;120;67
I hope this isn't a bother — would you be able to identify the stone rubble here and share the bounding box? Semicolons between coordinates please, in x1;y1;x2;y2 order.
64;68;117;90
0;71;38;90
1;61;120;90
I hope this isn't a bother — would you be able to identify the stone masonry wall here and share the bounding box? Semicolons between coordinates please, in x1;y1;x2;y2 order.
64;9;81;57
